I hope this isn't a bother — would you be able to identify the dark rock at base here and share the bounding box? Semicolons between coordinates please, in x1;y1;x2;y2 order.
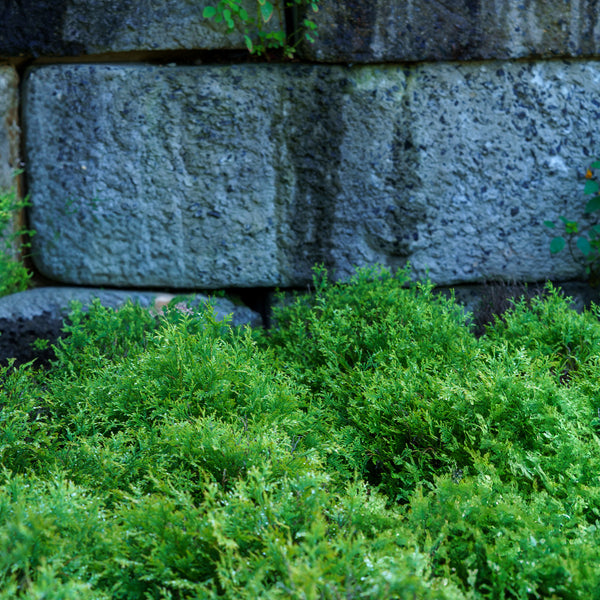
438;280;600;336
0;312;64;370
0;286;262;369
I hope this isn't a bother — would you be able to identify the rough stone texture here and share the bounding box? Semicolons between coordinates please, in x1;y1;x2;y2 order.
0;286;262;367
276;65;411;283
0;0;283;57
23;61;600;288
0;67;19;191
24;64;285;287
403;60;600;285
299;0;600;63
24;63;408;287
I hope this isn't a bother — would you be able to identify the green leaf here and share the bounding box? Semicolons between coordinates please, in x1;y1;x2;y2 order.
550;237;566;253
584;180;599;195
591;161;600;169
239;8;249;21
577;236;592;256
543;220;555;228
260;1;274;22
585;195;600;213
222;8;234;29
244;35;254;53
560;216;579;233
203;6;217;18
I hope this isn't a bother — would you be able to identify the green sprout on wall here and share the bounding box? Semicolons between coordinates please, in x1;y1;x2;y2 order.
203;0;319;57
545;160;600;286
0;180;34;298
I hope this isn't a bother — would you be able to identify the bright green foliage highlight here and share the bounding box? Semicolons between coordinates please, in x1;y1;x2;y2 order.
0;183;33;298
1;266;600;597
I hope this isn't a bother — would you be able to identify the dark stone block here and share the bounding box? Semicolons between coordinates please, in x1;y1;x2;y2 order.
0;286;262;369
0;0;283;58
0;0;85;57
299;0;600;63
0;313;64;369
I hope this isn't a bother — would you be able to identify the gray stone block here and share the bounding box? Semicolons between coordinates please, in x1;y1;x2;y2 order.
275;65;411;283
24;63;408;287
0;67;22;257
0;0;283;57
0;286;261;325
24;64;285;287
23;61;600;288
401;60;600;285
299;0;600;63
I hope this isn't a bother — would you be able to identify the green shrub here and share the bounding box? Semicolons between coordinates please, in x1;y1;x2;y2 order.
1;266;600;597
408;468;600;598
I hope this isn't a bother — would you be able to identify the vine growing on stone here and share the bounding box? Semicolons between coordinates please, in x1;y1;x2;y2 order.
203;0;319;57
545;160;600;285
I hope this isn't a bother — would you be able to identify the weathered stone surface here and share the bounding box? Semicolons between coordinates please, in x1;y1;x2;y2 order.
276;65;410;283
23;61;600;288
402;60;600;284
0;0;283;57
0;286;262;367
24;64;285;287
0;67;19;191
299;0;600;63
24;63;407;287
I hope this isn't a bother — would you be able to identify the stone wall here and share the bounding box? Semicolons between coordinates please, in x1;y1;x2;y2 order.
2;0;600;291
298;0;600;62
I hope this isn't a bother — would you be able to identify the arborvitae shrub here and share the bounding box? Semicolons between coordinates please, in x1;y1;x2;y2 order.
0;266;600;597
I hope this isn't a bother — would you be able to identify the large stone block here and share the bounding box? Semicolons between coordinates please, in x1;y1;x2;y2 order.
0;286;262;368
0;0;283;57
24;64;408;287
24;64;286;287
299;0;600;63
23;61;600;288
402;60;600;285
275;65;410;283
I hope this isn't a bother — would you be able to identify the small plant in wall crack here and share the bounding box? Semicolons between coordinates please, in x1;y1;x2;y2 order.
0;179;34;298
203;0;319;57
545;160;600;286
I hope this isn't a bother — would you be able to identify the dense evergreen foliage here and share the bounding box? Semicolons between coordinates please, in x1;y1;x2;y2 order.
1;266;600;598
